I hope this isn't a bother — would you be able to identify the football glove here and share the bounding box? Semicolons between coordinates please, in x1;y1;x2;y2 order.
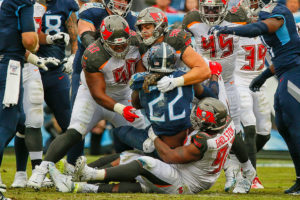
46;32;70;46
249;75;266;92
148;126;158;141
113;103;139;123
61;54;75;75
208;25;233;36
209;61;222;76
27;53;60;71
157;76;184;93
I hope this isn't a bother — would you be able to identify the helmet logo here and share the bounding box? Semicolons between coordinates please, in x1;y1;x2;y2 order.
196;107;217;124
100;21;113;40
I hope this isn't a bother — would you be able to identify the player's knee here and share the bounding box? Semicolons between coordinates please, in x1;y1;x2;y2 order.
25;107;44;128
137;156;157;169
28;80;44;105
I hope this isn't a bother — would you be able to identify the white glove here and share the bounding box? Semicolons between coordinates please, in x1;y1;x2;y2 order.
62;54;75;75
27;53;60;71
46;32;70;46
148;126;158;141
157;76;184;93
142;138;155;153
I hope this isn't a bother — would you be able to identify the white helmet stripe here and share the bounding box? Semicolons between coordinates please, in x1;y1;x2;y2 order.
162;42;167;71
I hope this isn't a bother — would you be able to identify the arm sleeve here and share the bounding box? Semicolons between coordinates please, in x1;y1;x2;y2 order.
225;21;269;38
20;5;35;33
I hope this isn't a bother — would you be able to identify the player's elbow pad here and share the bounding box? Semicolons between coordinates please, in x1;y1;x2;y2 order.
80;31;98;48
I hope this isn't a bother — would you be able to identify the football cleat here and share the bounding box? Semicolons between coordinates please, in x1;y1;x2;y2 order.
285;180;300;194
49;163;74;193
41;177;54;188
11;171;27;188
56;159;75;176
73;156;96;182
224;158;240;192
27;165;48;190
233;166;256;194
251;177;264;189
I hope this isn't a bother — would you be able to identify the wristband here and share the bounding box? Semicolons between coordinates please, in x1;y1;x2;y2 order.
113;103;126;116
148;127;158;141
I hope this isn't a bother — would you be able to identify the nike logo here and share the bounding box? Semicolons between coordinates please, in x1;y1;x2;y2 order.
58;76;64;80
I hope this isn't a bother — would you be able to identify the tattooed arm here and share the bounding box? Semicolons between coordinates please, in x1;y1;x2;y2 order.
66;11;78;54
153;136;202;164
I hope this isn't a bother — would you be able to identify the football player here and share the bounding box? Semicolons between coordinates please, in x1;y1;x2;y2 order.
182;0;256;193
210;0;300;194
49;98;236;194
0;0;38;192
66;0;136;170
27;15;146;190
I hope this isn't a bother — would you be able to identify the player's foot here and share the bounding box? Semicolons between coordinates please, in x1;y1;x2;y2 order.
233;166;256;194
0;173;6;193
251;176;264;189
57;159;75;175
224;159;240;192
41;177;54;188
73;156;96;182
27;165;48;190
49;163;74;193
11;171;27;188
285;179;300;194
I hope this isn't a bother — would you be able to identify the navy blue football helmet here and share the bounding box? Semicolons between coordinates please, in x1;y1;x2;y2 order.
147;42;177;73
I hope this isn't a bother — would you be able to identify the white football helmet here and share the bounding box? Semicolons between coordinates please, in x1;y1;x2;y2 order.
199;0;229;26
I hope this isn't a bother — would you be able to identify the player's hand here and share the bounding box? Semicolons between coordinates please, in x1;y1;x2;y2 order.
27;53;60;71
249;75;266;92
208;25;232;36
61;54;75;75
123;106;139;122
148;126;158;141
46;32;70;46
157;76;184;93
209;61;222;76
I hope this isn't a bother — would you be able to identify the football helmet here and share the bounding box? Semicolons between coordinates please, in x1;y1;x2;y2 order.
103;0;132;17
148;42;177;73
241;0;273;20
100;15;130;59
190;97;228;133
199;0;228;26
135;7;168;46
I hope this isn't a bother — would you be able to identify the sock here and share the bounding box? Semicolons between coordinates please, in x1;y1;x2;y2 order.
231;132;249;163
90;132;102;155
25;127;43;152
67;139;85;166
14;133;29;172
241;159;253;172
105;161;143;182
88;153;120;168
96;182;143;193
256;134;270;152
77;183;99;193
44;129;82;163
29;151;43;170
244;126;257;168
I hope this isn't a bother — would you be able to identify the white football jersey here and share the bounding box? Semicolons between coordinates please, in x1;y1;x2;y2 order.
235;37;268;86
188;21;240;83
81;46;140;100
174;120;235;193
33;3;46;33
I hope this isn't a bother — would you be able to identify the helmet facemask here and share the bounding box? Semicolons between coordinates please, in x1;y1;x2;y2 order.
199;0;228;26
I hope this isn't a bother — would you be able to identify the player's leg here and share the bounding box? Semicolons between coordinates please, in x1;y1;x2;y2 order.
27;84;100;189
276;73;300;194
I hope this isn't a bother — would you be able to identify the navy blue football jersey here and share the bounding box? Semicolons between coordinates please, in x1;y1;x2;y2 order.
0;0;35;61
130;71;194;136
259;3;300;77
37;0;79;61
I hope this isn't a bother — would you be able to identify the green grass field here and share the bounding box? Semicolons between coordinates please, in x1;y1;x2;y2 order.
1;153;299;200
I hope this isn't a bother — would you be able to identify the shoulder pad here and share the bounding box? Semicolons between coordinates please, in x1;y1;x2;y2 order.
261;3;277;13
191;132;209;155
82;40;111;73
182;11;202;30
164;29;192;53
129;72;149;90
225;6;250;24
79;2;104;14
